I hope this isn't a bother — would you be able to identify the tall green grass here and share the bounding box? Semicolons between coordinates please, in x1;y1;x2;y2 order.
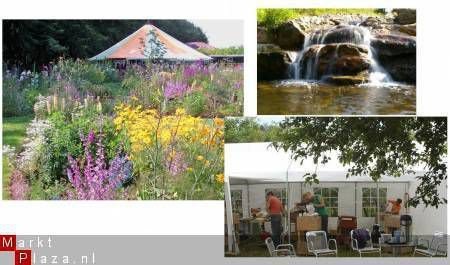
257;8;385;29
2;115;33;199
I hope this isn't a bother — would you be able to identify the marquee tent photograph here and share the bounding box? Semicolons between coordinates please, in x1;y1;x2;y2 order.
224;117;447;257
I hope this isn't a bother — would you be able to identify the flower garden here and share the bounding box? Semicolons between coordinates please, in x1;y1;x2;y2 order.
3;59;241;200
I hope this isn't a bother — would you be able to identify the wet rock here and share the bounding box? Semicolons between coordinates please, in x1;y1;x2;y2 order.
257;44;290;81
393;9;416;25
371;34;416;56
299;43;371;78
323;74;369;85
371;34;416;83
257;27;271;43
378;55;416;83
396;23;416;36
274;20;307;50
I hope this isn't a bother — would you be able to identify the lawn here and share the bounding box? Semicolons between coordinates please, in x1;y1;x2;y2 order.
227;238;431;257
2;115;33;199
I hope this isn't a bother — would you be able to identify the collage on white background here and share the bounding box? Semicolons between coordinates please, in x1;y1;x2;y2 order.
0;0;448;264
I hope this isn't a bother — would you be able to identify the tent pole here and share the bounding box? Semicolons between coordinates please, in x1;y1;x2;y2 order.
246;182;250;218
354;183;357;217
286;159;294;244
376;182;379;224
225;178;238;254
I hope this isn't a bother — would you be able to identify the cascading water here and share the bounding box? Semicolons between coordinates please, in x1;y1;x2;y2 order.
289;24;392;84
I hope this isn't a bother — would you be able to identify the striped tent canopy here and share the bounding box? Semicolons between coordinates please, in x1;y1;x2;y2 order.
90;24;211;62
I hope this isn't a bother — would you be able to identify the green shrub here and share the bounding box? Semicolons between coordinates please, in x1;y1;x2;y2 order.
183;91;206;116
41;108;122;186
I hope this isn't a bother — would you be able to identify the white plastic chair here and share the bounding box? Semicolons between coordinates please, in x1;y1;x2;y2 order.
265;237;296;257
413;231;447;257
305;231;338;257
350;229;381;257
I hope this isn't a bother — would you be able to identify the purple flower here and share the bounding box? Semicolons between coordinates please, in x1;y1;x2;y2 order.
164;81;189;99
9;170;29;200
166;151;187;176
66;130;132;200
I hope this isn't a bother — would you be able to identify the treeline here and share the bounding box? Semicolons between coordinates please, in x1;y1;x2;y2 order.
198;46;244;56
225;118;282;143
3;20;208;68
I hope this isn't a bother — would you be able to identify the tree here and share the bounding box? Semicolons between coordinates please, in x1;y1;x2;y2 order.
273;117;447;208
142;28;167;59
225;118;281;143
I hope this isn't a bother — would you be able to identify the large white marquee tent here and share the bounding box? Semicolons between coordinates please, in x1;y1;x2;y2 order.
224;142;447;252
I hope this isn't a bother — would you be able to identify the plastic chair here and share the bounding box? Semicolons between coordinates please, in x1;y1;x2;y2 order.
350;229;381;257
413;231;447;257
265;237;296;257
305;231;338;257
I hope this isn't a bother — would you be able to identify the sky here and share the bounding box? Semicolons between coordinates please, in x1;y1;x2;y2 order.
189;19;243;48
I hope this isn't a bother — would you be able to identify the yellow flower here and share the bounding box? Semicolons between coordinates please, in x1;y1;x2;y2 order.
204;160;210;166
214;118;224;127
196;155;204;161
131;96;139;101
216;173;224;183
187;167;193;172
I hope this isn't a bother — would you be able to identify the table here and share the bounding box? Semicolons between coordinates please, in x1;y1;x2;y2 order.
380;242;415;256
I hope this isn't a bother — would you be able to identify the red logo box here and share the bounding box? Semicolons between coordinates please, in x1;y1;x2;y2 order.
15;249;32;265
0;235;16;251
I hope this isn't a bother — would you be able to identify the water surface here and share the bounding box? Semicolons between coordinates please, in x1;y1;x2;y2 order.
257;80;416;115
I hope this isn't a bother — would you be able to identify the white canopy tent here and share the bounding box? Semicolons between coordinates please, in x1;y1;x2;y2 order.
224;142;447;253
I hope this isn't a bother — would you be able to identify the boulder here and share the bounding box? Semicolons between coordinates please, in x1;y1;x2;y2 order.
378;54;416;83
274;20;307;50
371;34;416;56
257;44;291;81
371;34;416;83
299;43;371;79
323;74;369;85
257;27;271;44
393;9;416;25
396;23;416;36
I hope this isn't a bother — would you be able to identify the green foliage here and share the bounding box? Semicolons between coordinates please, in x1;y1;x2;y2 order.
2;115;33;200
257;9;300;29
257;8;384;29
41;108;122;187
198;46;244;55
225;118;281;143
142;29;167;59
183;91;206;116
273;117;447;208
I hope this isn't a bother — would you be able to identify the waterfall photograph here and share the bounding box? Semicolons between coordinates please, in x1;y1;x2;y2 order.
257;9;416;115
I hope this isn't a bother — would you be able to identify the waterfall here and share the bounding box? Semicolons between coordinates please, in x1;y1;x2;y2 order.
289;24;392;84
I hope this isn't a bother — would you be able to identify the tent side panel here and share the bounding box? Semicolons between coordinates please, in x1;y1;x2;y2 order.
408;180;447;235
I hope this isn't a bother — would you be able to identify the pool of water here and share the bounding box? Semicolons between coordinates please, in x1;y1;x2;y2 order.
257;80;416;115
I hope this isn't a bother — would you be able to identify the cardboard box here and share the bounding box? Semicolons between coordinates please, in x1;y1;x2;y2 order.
384;215;401;228
297;215;322;232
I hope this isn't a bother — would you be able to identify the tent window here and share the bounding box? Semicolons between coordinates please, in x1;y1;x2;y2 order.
231;190;243;217
313;188;339;217
265;188;287;207
362;187;387;217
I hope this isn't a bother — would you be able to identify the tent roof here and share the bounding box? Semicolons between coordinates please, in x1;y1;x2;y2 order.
90;24;211;61
225;142;425;185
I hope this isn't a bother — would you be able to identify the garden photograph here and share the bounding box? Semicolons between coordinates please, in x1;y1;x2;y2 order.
257;8;416;115
2;19;244;200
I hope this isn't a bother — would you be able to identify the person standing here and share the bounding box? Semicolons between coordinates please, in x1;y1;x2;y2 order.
305;192;328;235
266;191;284;247
386;198;403;215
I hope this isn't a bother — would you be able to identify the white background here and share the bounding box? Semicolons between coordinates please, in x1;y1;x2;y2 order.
0;0;449;236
